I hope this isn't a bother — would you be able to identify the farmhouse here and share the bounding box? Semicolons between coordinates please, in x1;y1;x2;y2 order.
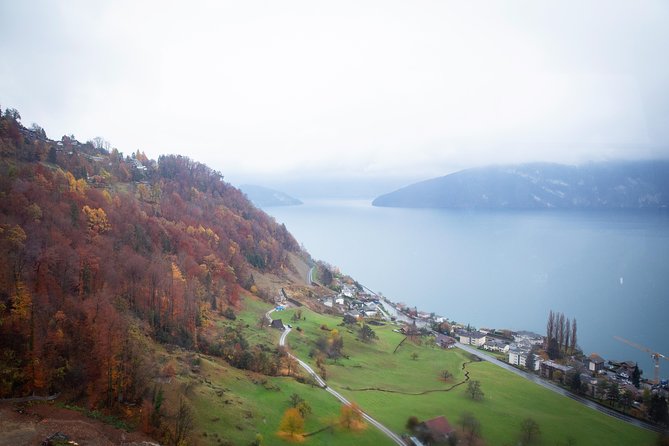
416;415;455;444
435;333;457;349
270;319;285;331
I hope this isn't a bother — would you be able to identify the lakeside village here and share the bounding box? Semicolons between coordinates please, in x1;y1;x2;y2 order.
275;263;669;426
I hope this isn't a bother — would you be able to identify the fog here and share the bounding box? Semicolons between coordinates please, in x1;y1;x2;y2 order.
2;0;669;186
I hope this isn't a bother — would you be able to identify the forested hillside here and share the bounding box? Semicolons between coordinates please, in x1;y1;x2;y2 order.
0;107;300;407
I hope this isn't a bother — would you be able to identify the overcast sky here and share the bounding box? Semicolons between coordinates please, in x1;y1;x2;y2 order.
2;0;669;185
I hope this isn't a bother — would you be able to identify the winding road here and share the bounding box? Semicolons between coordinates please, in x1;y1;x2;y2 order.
456;342;663;434
267;308;405;445
307;266;315;285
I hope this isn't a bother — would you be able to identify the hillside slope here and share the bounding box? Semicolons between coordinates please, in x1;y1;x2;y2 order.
0;110;303;405
373;161;669;209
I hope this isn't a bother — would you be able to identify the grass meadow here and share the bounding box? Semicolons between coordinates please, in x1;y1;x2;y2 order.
276;305;657;446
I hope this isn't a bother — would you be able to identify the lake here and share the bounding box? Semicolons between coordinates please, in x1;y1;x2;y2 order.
265;200;669;380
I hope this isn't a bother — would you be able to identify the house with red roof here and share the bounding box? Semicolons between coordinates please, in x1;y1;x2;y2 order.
416;415;454;444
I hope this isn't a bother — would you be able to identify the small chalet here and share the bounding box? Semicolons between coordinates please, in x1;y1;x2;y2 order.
435;333;456;349
270;319;285;331
417;416;454;444
587;353;605;374
403;321;421;337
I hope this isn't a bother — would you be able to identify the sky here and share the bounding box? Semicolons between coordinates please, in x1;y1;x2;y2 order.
2;0;669;188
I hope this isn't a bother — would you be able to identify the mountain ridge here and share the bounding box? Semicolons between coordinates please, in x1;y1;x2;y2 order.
240;184;302;207
372;161;669;210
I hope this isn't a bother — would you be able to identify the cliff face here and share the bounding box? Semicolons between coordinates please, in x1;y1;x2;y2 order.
373;161;669;210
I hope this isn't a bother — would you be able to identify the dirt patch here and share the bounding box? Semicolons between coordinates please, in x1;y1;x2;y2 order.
0;403;153;446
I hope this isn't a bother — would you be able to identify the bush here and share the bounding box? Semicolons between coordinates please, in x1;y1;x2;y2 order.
222;308;236;320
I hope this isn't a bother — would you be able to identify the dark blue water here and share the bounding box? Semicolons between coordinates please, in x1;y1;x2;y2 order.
266;200;669;380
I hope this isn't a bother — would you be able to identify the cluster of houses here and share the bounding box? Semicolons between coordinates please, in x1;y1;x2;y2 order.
454;328;544;369
452;327;668;403
310;272;666;407
319;283;386;320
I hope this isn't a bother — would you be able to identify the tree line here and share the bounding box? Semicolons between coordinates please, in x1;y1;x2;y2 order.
546;310;577;359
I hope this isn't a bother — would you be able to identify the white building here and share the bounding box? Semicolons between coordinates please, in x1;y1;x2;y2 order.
508;348;540;371
458;331;486;347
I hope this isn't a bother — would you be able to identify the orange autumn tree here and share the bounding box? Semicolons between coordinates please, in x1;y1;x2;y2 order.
277;407;305;442
82;205;110;235
339;403;366;431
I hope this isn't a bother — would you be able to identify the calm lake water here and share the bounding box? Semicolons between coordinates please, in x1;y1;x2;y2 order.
266;200;669;380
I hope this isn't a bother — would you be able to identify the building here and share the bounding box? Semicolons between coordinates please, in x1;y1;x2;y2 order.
417;416;454;444
587;353;605;374
483;338;510;353
540;360;573;382
458;331;486;347
509;348;527;367
270;319;285;331
435;333;457;349
513;331;544;346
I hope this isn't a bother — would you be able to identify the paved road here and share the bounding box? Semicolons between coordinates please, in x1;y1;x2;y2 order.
268;308;405;445
456;343;663;434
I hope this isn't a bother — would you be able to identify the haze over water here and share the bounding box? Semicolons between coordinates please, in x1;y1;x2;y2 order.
267;199;669;380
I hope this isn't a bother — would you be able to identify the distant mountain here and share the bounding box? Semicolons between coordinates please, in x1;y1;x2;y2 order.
240;184;302;207
372;161;669;210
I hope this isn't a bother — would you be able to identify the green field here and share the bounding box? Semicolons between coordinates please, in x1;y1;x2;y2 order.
275;306;656;446
187;356;389;445
183;297;388;445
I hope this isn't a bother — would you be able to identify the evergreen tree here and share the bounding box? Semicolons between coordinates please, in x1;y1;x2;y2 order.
649;394;669;425
547;338;561;360
607;382;620;407
525;351;536;372
632;364;641;388
569;371;582;394
358;324;377;343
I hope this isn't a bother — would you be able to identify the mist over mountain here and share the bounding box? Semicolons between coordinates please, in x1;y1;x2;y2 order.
372;161;669;210
239;184;302;207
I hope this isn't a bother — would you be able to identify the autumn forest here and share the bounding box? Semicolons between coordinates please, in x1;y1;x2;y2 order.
0;107;301;410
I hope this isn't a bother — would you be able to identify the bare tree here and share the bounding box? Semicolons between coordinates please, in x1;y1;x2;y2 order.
91;136;111;152
466;380;484;400
171;397;194;446
459;412;481;446
519;418;541;445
